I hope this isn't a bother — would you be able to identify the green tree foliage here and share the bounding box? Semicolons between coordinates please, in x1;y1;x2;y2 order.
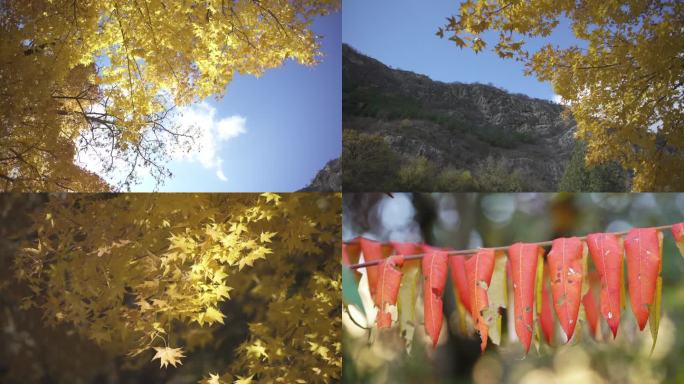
560;143;628;192
0;193;340;384
342;130;399;191
1;0;339;191
438;0;683;191
473;156;525;192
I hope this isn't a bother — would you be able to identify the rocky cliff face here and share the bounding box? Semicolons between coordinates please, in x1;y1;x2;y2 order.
299;158;341;192
342;44;577;190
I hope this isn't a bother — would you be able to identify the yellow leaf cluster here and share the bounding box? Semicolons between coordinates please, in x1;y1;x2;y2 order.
11;193;341;383
1;1;340;190
440;0;683;191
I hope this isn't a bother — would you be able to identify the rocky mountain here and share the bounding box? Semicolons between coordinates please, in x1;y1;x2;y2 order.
342;43;578;190
299;158;341;191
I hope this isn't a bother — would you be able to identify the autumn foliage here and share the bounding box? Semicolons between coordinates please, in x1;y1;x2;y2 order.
1;0;339;191
438;0;684;191
344;223;682;354
1;193;341;384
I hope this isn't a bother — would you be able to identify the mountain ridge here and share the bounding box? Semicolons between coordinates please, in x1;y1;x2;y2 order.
342;43;578;190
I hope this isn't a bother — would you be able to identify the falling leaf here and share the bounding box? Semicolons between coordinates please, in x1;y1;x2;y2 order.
508;242;541;353
624;228;662;330
374;255;404;328
465;249;495;352
547;237;585;340
151;346;185;369
423;250;449;347
586;233;623;338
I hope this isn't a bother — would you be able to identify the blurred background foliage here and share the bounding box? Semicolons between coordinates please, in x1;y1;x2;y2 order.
342;193;684;384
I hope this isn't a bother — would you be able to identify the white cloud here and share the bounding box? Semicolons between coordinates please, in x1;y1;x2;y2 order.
217;115;247;140
216;169;228;181
168;102;247;182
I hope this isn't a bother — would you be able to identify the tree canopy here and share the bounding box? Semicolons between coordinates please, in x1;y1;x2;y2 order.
438;0;683;191
0;193;341;383
1;0;339;191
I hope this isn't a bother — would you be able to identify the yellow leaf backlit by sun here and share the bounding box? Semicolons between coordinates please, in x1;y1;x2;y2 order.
151;346;185;369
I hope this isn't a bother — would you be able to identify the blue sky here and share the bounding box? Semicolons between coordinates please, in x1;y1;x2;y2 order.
343;0;579;101
131;12;341;192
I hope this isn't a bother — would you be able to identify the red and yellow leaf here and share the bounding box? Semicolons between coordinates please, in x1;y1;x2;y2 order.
375;255;405;328
360;238;389;300
624;228;662;330
448;253;472;315
423;250;449;347
671;222;684;257
465;249;495;352
547;237;585;340
586;233;623;338
508;242;541;353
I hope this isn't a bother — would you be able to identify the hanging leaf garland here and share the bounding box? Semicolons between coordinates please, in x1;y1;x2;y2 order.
346;221;683;353
375;255;405;328
464;249;496;352
508;242;542;353
547;237;585;340
422;250;449;347
624;228;663;330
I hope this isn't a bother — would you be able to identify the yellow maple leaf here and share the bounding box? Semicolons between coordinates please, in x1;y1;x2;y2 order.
259;231;277;243
151;346;185;369
246;339;269;361
206;373;221;384
198;306;225;326
233;375;254;384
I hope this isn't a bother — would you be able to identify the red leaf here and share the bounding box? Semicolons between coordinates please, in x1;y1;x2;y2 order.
449;254;472;315
582;276;600;338
375;255;405;328
672;222;684;257
624;228;662;330
540;269;554;345
391;241;421;256
465;249;495;352
508;242;541;353
391;241;422;268
423;250;448;347
586;233;623;338
547;237;584;340
360;238;390;300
